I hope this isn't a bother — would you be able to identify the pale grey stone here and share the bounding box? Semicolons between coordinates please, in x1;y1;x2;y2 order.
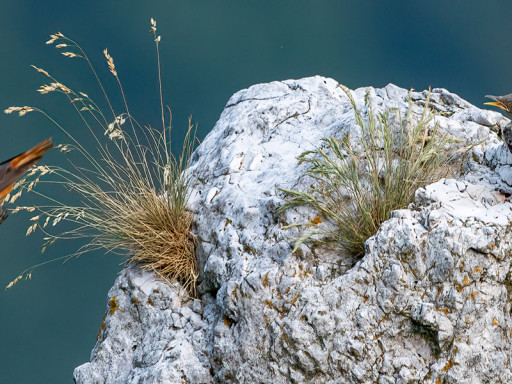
75;77;512;384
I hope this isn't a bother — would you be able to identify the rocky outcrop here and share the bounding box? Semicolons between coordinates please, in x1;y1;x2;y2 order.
74;76;512;383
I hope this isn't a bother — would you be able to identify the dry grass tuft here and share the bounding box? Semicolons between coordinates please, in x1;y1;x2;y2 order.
126;196;197;291
5;19;198;294
280;85;468;257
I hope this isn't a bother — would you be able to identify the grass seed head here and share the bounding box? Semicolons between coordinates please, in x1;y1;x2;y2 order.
7;25;199;296
103;48;117;77
280;87;466;257
5;106;35;116
31;65;51;78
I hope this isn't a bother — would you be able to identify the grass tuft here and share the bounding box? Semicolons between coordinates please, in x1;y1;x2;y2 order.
5;19;198;294
280;85;466;257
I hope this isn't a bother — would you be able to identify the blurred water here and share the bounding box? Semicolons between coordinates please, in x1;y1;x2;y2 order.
1;1;511;383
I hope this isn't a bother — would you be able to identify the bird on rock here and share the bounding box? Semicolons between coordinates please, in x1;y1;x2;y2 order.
0;138;53;224
485;94;512;154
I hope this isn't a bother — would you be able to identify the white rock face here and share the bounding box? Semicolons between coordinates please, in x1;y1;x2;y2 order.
74;76;512;383
73;267;211;384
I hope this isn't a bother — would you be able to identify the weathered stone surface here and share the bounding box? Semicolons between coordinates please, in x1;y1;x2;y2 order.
73;267;212;384
74;76;512;383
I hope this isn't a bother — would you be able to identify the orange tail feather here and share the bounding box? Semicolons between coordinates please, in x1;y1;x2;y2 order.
10;138;53;168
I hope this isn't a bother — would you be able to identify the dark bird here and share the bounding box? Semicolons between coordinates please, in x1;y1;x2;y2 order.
485;94;512;154
0;138;53;224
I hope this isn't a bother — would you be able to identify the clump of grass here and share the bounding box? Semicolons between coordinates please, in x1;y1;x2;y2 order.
280;85;464;257
4;19;198;294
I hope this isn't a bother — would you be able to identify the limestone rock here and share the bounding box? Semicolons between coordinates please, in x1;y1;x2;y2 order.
74;76;512;384
73;267;211;384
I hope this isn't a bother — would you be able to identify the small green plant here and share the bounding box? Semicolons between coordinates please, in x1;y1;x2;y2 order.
4;19;198;294
280;85;464;257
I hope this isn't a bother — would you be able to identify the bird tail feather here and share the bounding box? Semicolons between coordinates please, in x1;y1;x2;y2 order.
10;138;53;168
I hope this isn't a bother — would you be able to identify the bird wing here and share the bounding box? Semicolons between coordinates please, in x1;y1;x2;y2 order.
0;138;53;201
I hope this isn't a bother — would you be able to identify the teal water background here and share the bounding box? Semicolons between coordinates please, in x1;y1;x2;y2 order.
1;1;511;383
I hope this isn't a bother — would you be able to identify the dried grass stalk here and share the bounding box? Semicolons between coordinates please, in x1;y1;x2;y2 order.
280;86;467;257
5;19;199;294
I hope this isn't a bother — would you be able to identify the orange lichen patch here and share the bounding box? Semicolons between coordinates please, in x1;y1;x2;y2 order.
262;272;269;288
471;292;478;302
455;283;463;292
363;295;369;303
474;267;482;273
96;314;107;341
435;379;442;384
109;296;119;315
265;299;279;311
441;308;450;315
463;275;470;286
442;360;457;372
223;316;232;327
493;318;500;326
131;297;139;305
290;294;300;305
147;298;154;307
311;216;322;225
282;330;291;345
